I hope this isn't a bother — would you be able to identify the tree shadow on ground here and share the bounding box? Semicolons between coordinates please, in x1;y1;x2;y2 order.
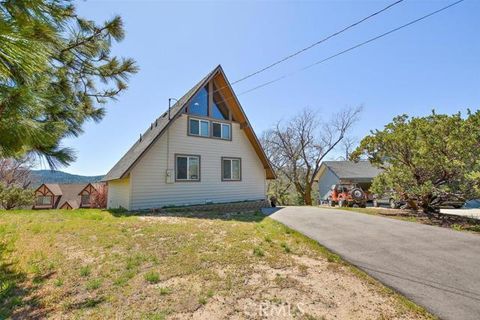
0;243;48;319
106;207;272;223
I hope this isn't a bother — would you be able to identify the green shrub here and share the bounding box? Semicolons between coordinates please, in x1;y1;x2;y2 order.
158;287;172;295
80;265;91;277
86;278;102;290
253;246;264;257
144;271;160;284
281;242;291;253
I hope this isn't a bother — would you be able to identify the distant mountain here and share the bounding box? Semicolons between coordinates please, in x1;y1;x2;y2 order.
31;170;104;186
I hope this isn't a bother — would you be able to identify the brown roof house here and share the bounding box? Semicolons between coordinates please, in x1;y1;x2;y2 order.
103;65;275;210
33;183;105;209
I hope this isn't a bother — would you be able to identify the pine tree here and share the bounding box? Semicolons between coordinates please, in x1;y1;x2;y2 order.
0;0;138;167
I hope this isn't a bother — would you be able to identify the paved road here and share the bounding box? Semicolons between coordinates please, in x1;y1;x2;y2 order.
269;206;480;320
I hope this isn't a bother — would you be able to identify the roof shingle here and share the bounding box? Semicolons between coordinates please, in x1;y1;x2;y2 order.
323;161;382;179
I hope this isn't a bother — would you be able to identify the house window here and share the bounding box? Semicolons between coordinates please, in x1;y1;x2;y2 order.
222;158;241;181
211;84;229;120
188;86;209;117
176;155;200;181
189;118;209;137
36;195;52;206
81;194;91;207
212;122;231;140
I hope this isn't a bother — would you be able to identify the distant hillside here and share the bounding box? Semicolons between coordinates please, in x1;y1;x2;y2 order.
31;170;104;186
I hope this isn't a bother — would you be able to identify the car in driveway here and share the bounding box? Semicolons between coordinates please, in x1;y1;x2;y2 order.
372;193;406;209
328;183;367;208
373;193;465;210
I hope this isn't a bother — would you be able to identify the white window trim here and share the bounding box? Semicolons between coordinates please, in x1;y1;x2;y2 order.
175;155;201;181
189;118;210;137
212;122;231;140
222;157;241;181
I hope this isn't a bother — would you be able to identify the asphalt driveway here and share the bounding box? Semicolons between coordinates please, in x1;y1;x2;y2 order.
269;206;480;320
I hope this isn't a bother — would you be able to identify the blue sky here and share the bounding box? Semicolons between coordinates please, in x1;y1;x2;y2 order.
48;0;479;175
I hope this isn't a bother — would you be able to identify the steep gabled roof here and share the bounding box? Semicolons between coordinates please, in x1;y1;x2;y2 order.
103;65;275;181
57;184;86;209
321;161;382;180
44;183;62;195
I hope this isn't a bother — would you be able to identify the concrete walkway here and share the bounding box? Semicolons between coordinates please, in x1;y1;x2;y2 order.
269;206;480;320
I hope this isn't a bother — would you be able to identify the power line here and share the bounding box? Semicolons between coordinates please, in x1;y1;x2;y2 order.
239;0;465;96
198;0;406;104
231;0;406;85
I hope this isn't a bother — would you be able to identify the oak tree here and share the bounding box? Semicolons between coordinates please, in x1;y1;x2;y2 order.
351;111;480;213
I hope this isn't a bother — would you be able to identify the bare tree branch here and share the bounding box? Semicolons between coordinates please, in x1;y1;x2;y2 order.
262;106;362;205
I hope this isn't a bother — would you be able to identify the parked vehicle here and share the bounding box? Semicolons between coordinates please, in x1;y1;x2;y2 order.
372;193;406;209
373;192;465;210
328;183;367;208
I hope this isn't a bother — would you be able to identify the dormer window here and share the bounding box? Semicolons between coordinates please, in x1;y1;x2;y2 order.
81;194;91;207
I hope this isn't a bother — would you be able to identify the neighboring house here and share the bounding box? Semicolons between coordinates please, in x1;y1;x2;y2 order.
316;161;383;201
33;183;104;209
103;65;275;210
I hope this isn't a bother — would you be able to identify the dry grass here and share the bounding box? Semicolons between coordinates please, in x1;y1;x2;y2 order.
0;209;435;319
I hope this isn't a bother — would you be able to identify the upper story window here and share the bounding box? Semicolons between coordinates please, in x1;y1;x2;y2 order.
81;194;91;206
188;86;209;117
212;122;231;140
176;155;200;181
187;83;231;121
189;118;209;137
36;195;52;206
211;84;229;120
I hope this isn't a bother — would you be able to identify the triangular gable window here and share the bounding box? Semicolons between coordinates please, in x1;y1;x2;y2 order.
211;84;229;120
188;86;208;117
187;82;230;120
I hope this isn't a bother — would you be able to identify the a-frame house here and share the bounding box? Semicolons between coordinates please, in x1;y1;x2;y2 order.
103;65;275;210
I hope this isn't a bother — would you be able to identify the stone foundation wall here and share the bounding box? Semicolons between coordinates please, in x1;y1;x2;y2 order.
156;199;269;214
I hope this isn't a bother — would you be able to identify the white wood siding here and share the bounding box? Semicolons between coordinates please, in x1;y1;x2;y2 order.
107;177;131;210
129;114;267;210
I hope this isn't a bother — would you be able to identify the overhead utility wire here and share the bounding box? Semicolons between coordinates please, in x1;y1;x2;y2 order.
231;0;406;85
167;0;464;117
239;0;466;96
190;0;406;107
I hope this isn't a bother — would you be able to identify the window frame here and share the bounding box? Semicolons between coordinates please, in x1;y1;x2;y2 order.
188;117;210;137
212;121;231;140
187;116;232;141
36;195;53;206
80;194;91;207
221;157;242;181
175;154;201;182
187;85;209;117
